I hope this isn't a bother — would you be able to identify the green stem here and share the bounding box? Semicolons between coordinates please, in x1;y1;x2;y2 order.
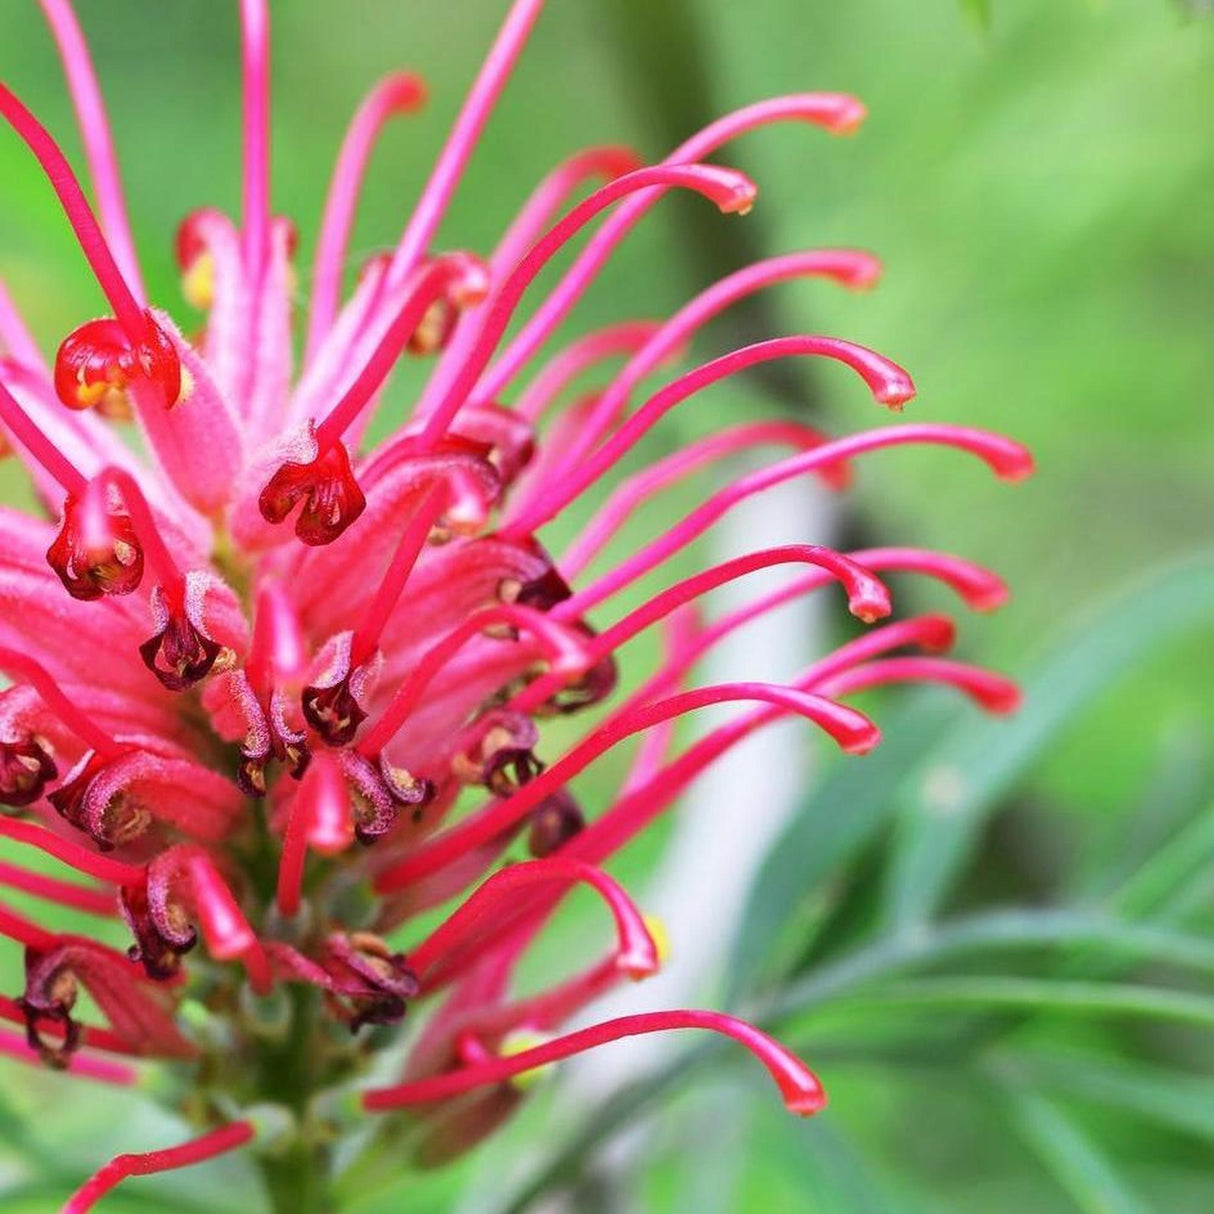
260;1140;332;1214
254;985;336;1214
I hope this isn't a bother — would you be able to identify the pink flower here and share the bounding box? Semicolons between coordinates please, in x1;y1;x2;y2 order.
0;1;1032;1207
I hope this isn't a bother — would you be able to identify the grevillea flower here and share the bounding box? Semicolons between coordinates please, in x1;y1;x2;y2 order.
0;2;1032;1209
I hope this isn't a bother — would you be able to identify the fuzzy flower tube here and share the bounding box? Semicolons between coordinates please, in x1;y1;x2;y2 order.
0;2;1031;1209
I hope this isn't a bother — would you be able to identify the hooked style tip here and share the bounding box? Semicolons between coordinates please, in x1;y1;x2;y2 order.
920;615;958;653
979;678;1023;715
875;372;916;410
617;948;661;981
833;249;883;290
840;722;881;756
849;593;893;625
722;182;759;216
996;442;1035;482
965;573;1010;613
962;432;1035;482
824;95;867;135
619;911;668;980
784;1085;830;1117
0;737;58;808
384;71;428;113
684;165;760;215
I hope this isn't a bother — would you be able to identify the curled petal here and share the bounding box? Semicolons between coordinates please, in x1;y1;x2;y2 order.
301;632;377;746
54;311;181;415
118;867;196;982
339;748;434;845
19;939;193;1065
452;710;543;796
139;588;223;692
527;790;585;858
50;747;245;848
0;734;57;807
323;932;420;1032
46;491;143;601
258;434;366;547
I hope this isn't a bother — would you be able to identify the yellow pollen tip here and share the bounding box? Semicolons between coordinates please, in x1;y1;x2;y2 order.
642;913;671;969
500;1029;556;1092
73;380;111;408
182;252;216;311
174;364;196;409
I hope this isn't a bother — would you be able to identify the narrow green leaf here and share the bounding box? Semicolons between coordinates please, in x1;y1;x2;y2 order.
794;977;1214;1031
1001;1047;1214;1141
1112;803;1214;922
885;554;1214;928
993;1079;1146;1214
1081;727;1211;901
762;908;1214;1023
771;1116;933;1214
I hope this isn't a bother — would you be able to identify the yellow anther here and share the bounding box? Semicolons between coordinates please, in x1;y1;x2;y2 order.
642;913;672;969
182;251;216;310
500;1029;556;1092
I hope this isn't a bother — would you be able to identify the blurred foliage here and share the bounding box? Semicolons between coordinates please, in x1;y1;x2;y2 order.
0;0;1211;1211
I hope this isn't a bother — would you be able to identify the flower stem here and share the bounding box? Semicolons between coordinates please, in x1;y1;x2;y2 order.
255;985;335;1214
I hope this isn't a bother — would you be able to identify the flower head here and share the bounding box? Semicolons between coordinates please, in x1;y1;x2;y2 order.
0;1;1031;1208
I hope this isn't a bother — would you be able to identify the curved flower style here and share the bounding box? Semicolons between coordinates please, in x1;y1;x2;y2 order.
0;1;1032;1209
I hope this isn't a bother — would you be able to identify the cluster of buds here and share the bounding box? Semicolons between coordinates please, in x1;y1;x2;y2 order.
0;2;1030;1210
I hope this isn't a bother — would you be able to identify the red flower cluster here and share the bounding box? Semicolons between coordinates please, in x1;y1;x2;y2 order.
0;1;1029;1207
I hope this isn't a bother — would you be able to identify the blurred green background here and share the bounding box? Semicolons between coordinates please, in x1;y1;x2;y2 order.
0;1;1212;1211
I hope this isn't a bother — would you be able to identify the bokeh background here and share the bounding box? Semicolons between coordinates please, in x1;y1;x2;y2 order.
0;1;1212;1211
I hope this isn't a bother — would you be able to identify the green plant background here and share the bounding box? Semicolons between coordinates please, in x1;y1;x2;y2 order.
0;1;1211;1210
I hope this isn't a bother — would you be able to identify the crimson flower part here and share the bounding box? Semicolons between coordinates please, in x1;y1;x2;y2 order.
46;493;144;601
527;790;586;859
138;587;225;691
0;736;58;808
258;440;367;546
54;310;183;414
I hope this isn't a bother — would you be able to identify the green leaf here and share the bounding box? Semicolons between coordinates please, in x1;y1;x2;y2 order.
884;554;1214;929
771;1115;934;1214
992;1079;1147;1214
1111;802;1214;923
1000;1047;1214;1142
793;976;1214;1031
1080;726;1212;901
762;908;1214;1024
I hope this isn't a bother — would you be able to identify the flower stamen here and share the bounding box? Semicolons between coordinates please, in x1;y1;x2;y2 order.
357;604;591;758
374;684;876;891
362;1010;824;1117
414;163;759;449
306;71;427;358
